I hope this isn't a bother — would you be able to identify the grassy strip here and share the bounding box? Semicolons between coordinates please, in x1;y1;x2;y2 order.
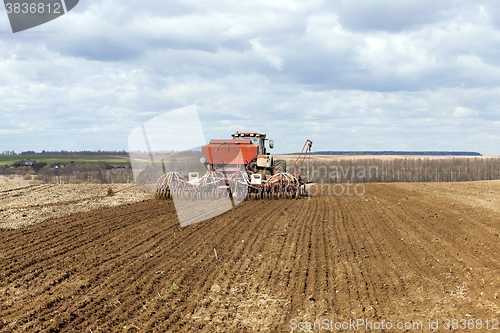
0;155;130;166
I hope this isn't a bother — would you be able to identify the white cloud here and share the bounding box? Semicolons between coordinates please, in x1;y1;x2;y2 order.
0;0;500;154
453;106;479;118
250;38;284;70
266;55;283;70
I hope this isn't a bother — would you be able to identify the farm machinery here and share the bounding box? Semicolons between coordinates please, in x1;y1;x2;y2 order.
155;132;312;201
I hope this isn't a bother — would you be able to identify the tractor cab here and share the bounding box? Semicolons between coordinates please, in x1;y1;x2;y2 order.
231;132;274;155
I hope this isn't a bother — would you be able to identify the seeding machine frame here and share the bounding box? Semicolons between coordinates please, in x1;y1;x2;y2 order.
155;132;312;201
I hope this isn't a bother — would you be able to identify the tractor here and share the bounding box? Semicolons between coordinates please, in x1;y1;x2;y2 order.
155;132;312;200
200;132;286;177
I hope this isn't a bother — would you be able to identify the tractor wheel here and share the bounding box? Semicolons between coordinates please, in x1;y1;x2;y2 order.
274;160;286;174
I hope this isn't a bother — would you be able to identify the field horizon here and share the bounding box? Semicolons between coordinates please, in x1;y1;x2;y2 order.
0;155;131;166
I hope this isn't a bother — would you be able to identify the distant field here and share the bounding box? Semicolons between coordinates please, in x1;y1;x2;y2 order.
2;154;497;167
279;154;499;162
0;155;130;166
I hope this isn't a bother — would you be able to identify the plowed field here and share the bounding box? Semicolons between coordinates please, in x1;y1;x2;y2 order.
1;182;500;332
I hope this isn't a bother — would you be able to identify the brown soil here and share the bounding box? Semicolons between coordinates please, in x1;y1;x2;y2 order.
1;182;500;332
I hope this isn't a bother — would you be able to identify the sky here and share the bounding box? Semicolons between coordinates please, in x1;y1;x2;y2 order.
1;0;500;155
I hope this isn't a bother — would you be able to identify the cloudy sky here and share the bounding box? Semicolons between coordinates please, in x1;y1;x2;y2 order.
1;0;500;154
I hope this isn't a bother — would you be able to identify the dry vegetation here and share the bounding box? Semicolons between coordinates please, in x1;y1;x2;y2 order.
283;155;500;183
3;155;500;186
0;183;153;229
0;163;133;184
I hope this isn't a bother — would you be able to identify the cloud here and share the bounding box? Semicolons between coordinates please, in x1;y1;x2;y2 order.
250;38;284;70
453;106;479;118
1;0;500;155
334;0;472;32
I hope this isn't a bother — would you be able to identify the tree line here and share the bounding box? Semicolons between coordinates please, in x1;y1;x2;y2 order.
309;151;482;156
300;157;500;183
2;156;500;185
1;150;129;156
0;163;133;184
